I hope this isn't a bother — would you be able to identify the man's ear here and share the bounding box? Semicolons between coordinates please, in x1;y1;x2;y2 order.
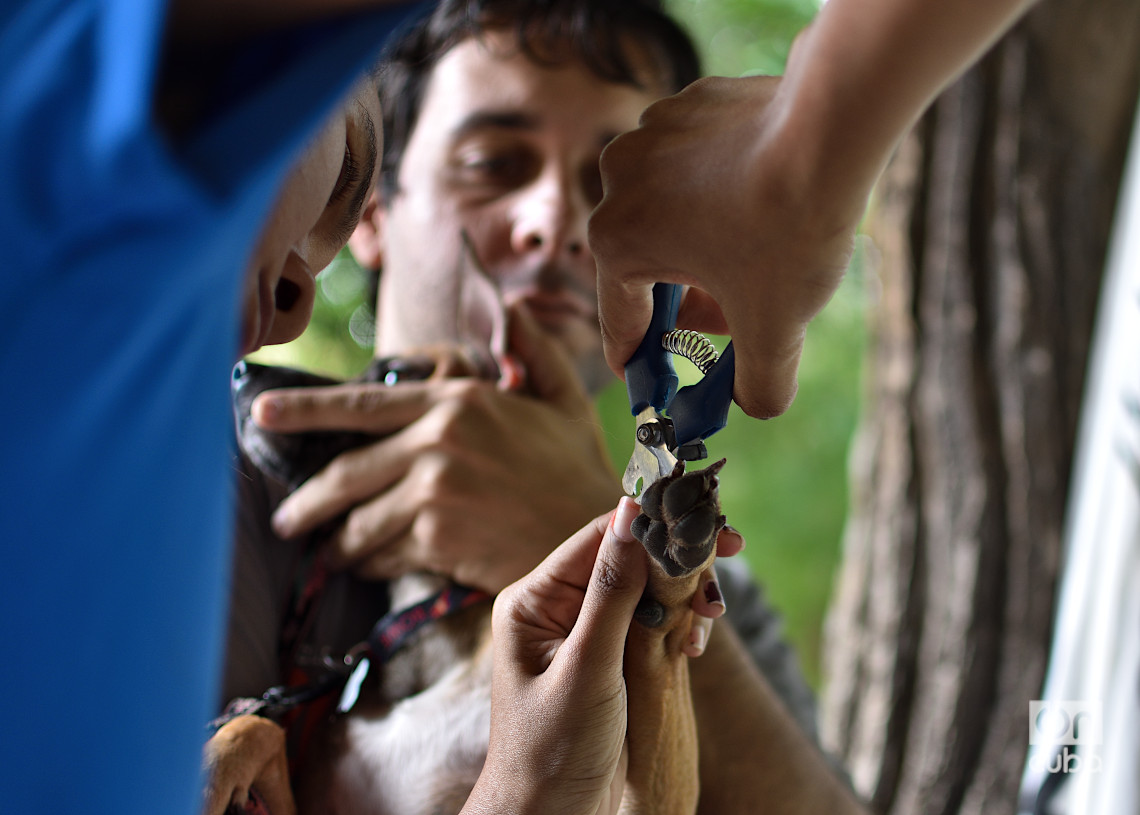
347;189;385;272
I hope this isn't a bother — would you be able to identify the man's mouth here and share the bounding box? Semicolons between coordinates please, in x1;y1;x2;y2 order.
511;290;596;327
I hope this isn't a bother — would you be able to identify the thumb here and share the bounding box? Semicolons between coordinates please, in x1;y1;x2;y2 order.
595;267;655;382
563;498;648;660
504;301;591;410
675;287;730;335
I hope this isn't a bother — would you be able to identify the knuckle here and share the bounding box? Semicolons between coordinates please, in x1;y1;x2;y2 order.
449;379;489;410
343;385;386;416
429;385;491;446
411;510;445;556
430;387;467;423
592;552;634;597
490;591;515;629
340;510;374;553
322;454;355;492
413;453;450;499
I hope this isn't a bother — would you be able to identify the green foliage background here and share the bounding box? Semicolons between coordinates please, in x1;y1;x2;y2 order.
254;0;866;688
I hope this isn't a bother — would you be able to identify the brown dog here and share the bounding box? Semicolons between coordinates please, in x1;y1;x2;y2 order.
205;361;726;815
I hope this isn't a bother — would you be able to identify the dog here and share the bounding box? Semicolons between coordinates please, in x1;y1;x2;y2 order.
205;359;727;815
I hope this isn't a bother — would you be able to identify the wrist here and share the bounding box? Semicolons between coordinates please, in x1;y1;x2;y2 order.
460;770;573;815
464;744;612;815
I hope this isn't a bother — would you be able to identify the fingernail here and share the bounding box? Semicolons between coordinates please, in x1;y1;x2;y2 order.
253;395;282;425
612;496;640;543
496;355;527;392
723;524;746;550
704;578;724;607
271;505;292;538
687;625;708;657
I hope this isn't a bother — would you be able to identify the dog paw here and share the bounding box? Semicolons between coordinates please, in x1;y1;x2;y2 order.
631;459;726;579
203;716;296;815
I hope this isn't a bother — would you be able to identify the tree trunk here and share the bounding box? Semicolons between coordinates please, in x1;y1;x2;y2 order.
821;2;1140;814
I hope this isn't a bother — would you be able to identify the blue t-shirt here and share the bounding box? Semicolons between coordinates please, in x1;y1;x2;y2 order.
0;2;423;812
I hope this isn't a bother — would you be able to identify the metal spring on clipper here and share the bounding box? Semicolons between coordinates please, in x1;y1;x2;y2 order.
661;329;720;374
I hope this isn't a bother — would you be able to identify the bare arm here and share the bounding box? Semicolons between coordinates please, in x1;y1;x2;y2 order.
690;623;867;814
776;0;1039;227
591;0;1039;418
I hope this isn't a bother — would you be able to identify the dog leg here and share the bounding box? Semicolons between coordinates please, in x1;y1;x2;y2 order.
621;460;726;815
203;716;297;815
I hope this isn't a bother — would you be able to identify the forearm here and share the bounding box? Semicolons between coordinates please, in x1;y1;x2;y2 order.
773;0;1039;226
691;623;867;814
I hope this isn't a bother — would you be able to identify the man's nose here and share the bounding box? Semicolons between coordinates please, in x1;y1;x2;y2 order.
509;171;590;262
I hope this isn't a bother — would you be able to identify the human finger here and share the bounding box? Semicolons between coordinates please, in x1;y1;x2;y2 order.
323;480;417;571
348;544;411;583
493;511;612;665
270;435;411;538
561;497;649;659
682;565;725;659
412;344;487;379
504;301;593;411
589;101;698;380
675;287;730;336
715;524;746;558
495;498;643;658
250;381;434;435
683;615;713;659
589;132;660;382
691;565;726;620
725;318;807;419
591;255;656;382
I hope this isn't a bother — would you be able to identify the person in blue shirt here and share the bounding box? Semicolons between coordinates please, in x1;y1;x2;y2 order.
0;2;426;812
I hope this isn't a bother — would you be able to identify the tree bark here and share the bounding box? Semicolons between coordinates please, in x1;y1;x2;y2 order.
821;2;1140;814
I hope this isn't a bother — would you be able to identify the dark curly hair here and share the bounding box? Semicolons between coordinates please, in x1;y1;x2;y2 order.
377;0;702;198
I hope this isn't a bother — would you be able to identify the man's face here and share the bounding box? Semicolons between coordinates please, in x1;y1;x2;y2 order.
372;33;664;393
240;75;382;356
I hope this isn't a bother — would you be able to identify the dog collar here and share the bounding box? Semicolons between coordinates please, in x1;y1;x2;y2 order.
362;583;489;664
335;583;490;714
210;583;491;734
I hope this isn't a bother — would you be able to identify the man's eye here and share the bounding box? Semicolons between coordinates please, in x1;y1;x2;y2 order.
457;150;534;186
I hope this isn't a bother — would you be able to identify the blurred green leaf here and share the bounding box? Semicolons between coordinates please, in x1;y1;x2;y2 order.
666;0;820;76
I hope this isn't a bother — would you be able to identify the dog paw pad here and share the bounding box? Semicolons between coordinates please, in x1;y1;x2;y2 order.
631;459;726;578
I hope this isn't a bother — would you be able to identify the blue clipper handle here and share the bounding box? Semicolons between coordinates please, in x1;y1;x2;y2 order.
625;283;682;414
670;341;736;448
